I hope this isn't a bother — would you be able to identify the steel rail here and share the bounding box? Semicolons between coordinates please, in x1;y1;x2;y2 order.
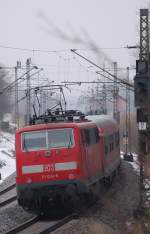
39;214;76;234
4;216;39;234
3;164;120;233
0;195;17;208
4;214;76;234
0;183;16;196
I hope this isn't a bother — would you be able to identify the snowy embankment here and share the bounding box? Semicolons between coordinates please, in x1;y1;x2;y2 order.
0;132;15;183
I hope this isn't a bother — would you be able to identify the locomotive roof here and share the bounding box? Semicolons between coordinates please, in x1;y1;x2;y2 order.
17;115;118;133
87;115;117;127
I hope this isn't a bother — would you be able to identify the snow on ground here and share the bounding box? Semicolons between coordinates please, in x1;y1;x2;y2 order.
0;131;15;183
120;151;139;173
0;146;139;184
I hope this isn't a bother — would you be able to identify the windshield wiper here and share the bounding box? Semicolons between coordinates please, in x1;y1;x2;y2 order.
68;134;72;148
23;138;28;152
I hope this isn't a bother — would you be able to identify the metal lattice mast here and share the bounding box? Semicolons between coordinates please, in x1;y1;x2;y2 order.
125;67;132;155
139;9;150;210
15;65;18;128
39;91;42;115
135;9;150;212
15;61;21;129
102;63;107;114
102;84;107;114
42;92;47;113
140;9;149;62
113;62;119;122
127;68;132;154
26;58;31;124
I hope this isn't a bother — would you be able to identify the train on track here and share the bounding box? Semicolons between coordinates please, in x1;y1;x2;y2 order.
15;111;121;214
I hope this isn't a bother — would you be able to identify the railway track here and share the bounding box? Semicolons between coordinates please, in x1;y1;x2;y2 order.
0;184;17;207
0;183;16;196
5;214;76;234
1;172;118;233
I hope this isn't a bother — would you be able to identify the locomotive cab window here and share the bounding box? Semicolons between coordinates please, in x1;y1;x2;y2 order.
22;131;47;151
22;128;74;151
48;129;74;148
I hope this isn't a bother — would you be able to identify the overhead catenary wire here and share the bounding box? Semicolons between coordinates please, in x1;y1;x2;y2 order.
60;52;134;91
0;44;138;53
71;49;134;90
1;45;134;114
0;66;37;94
0;67;43;95
17;68;43;87
70;53;134;91
62;81;122;84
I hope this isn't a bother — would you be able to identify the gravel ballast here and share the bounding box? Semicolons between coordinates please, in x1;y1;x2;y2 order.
53;161;140;234
0;160;149;234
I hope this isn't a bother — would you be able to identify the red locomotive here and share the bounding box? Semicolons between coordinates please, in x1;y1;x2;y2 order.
15;113;120;214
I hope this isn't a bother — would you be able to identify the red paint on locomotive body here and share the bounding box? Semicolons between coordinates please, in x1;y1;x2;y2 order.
15;115;120;213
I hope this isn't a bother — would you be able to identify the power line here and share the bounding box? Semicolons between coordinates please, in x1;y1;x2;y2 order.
62;81;122;84
74;46;136;51
0;45;68;53
0;44;137;54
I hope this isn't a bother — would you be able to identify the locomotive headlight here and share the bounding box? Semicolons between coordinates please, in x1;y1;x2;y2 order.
26;177;32;184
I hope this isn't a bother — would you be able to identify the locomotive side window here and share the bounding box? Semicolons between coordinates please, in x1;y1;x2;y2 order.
95;128;100;143
84;129;90;145
89;128;97;144
83;127;100;146
22;131;47;151
48;129;74;148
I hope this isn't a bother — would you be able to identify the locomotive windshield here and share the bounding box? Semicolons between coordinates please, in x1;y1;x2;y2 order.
47;129;73;148
22;128;74;151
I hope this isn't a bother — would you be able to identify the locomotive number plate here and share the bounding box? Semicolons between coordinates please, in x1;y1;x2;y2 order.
44;164;55;172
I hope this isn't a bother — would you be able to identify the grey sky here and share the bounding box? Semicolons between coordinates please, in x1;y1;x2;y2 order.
0;0;149;109
0;0;148;65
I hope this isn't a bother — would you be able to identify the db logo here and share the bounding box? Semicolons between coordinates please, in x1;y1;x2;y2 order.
44;164;55;172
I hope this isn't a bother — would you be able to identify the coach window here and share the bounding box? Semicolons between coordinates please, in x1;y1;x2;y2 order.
109;134;114;152
115;131;120;147
109;135;111;152
105;144;109;154
104;136;109;155
111;134;114;151
22;131;47;151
